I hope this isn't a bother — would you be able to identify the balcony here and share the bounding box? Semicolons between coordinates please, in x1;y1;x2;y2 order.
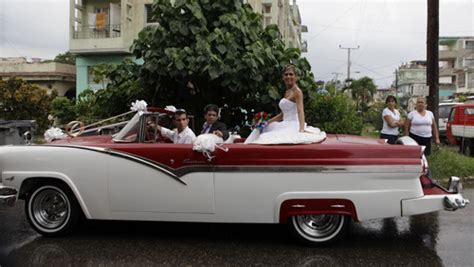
439;50;458;60
72;24;121;39
70;23;132;54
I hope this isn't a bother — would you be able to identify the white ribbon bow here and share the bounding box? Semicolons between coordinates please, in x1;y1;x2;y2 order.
130;100;148;115
44;127;67;142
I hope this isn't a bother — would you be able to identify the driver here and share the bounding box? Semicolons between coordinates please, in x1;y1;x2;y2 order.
149;110;196;144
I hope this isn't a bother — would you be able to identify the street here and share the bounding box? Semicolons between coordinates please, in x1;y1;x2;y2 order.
1;189;473;266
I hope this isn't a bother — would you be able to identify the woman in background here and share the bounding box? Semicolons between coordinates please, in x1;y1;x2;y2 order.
405;96;440;156
380;95;404;144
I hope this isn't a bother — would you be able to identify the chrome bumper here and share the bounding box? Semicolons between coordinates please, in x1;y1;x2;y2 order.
402;176;469;216
0;185;17;208
444;176;469;210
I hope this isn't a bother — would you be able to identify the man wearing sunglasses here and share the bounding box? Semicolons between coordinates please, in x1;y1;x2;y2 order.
149;109;196;144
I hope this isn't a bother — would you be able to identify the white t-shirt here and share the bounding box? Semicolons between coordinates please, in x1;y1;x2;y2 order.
381;108;401;136
161;126;196;144
408;110;434;138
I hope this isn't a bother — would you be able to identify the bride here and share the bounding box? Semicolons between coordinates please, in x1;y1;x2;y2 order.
245;64;326;144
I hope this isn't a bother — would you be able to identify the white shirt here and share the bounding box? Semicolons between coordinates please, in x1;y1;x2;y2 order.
408;110;434;138
381;108;400;136
160;126;196;144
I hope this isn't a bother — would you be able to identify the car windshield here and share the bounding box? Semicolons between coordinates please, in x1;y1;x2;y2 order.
113;113;141;142
439;106;453;119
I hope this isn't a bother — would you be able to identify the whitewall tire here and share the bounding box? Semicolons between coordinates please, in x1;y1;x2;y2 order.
289;214;350;245
25;182;80;237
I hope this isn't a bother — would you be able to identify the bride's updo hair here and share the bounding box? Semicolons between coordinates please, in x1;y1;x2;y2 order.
283;63;297;75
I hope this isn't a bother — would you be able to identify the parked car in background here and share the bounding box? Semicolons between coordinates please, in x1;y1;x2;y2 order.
447;103;474;156
439;102;460;140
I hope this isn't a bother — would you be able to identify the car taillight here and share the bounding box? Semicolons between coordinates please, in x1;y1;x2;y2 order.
421;148;429;174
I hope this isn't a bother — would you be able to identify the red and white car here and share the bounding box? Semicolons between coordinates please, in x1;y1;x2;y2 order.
0;108;469;245
447;103;474;156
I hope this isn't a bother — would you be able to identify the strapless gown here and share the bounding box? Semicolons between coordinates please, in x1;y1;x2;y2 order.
244;98;326;144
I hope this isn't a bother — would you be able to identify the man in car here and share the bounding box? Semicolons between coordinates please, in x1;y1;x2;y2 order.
149;109;196;144
199;104;229;140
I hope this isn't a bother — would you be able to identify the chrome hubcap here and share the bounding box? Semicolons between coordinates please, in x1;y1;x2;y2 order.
32;189;69;229
295;214;342;238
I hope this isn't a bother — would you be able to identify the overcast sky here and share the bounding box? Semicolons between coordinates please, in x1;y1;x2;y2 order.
0;0;473;87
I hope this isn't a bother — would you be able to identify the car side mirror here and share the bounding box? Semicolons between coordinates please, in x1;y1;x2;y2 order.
232;125;241;134
23;131;32;145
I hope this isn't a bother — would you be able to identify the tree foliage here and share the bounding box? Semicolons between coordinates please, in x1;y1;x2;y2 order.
50;97;77;125
306;90;363;135
54;51;76;65
346;76;377;111
0;78;56;132
132;0;316;128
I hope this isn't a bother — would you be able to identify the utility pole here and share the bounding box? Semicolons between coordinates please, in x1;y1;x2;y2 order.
331;72;343;95
339;45;359;81
427;0;439;124
395;69;398;95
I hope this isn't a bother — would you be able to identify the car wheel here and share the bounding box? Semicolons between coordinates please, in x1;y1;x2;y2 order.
462;138;473;157
289;214;350;245
25;182;80;237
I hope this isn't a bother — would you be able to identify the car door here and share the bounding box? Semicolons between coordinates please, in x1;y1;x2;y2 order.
106;143;216;215
446;107;457;145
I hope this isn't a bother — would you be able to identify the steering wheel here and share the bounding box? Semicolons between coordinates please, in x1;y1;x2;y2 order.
65;121;85;137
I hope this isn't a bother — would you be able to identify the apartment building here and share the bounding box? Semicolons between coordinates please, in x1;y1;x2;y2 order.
70;0;308;96
439;36;474;96
69;0;154;96
244;0;308;52
396;60;428;98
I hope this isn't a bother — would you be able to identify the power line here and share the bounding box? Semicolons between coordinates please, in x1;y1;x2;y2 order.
339;45;360;81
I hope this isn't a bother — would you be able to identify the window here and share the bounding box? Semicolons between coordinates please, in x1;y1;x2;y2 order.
458;73;466;87
469;72;474;88
449;108;456;122
439;105;453;119
465;108;474;115
264;17;271;27
465;40;474;49
145;4;158;24
262;4;271;13
464;58;474;67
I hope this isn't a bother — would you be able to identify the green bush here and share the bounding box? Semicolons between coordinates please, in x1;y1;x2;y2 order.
364;101;385;132
428;145;474;181
50;97;77;125
306;92;363;135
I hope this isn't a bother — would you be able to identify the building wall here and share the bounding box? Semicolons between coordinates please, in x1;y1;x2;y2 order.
75;55;137;95
70;0;154;96
244;0;306;51
439;36;474;95
0;58;76;97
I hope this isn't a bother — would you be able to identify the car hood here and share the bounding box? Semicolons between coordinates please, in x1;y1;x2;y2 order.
50;135;114;145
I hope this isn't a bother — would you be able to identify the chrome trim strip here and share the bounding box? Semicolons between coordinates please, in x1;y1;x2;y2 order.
40;145;187;186
38;145;421;181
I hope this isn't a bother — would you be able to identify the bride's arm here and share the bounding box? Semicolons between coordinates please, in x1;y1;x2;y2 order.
295;89;305;132
268;112;283;123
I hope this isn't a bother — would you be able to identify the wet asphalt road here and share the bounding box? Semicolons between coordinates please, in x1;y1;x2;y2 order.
0;189;473;267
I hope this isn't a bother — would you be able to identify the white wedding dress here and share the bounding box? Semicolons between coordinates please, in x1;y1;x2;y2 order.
244;98;326;144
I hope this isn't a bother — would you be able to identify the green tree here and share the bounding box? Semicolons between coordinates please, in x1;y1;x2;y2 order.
131;0;316;128
50;97;77;125
0;78;56;132
54;51;76;65
346;76;377;111
306;90;363;135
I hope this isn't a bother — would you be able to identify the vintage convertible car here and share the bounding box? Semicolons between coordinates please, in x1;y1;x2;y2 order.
0;108;469;245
